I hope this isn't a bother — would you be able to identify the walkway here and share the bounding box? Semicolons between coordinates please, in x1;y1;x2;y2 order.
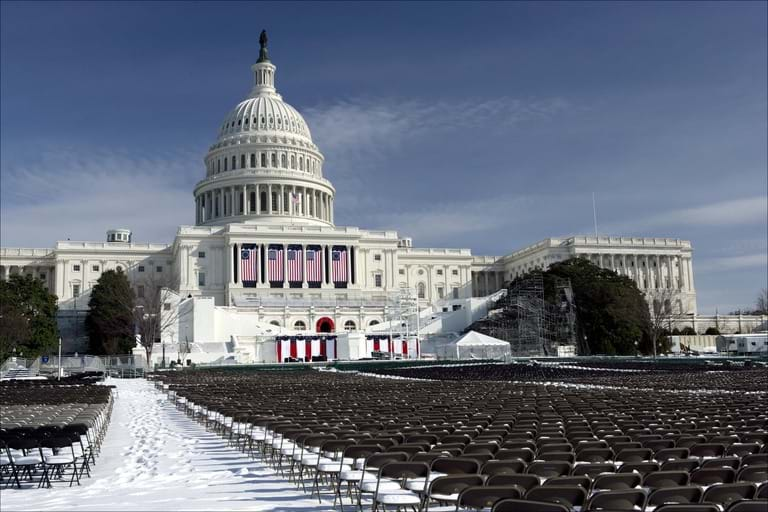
1;378;331;511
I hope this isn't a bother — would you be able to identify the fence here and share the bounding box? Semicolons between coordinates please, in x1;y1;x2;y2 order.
1;354;148;379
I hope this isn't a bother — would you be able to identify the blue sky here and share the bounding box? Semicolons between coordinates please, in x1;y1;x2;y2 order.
1;1;766;314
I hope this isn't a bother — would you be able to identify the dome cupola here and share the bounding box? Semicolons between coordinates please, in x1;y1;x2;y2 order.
193;31;335;227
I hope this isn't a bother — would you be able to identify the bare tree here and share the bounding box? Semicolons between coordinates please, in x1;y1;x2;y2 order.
133;273;187;365
647;289;675;358
756;288;768;315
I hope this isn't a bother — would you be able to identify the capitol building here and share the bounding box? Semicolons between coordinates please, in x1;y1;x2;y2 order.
4;35;757;363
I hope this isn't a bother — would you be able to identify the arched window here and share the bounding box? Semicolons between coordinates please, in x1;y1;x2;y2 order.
231;156;237;170
299;157;304;171
250;154;256;168
280;154;287;168
250;192;257;212
269;320;280;327
240;154;246;169
215;197;220;217
417;282;426;299
271;154;276;167
261;153;266;167
217;160;221;173
290;155;296;169
271;191;278;212
294;320;306;331
260;191;267;212
344;320;356;331
224;158;228;172
368;320;380;327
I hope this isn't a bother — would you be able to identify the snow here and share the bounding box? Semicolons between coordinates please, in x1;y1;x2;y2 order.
1;378;335;511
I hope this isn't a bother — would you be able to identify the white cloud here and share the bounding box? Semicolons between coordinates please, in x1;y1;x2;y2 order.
1;146;197;247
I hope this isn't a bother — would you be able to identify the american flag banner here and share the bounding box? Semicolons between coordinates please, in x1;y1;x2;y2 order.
287;246;303;283
240;245;258;283
267;245;284;282
305;247;322;283
331;247;348;283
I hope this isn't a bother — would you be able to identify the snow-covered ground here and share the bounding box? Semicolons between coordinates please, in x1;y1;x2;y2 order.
1;378;334;511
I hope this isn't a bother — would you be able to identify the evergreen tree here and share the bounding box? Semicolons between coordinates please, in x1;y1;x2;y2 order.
0;274;59;360
85;269;135;355
545;258;651;355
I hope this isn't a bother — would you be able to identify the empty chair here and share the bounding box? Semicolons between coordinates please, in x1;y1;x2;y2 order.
526;461;571;479
725;501;768;512
701;457;741;470
736;464;768;483
654;505;719;512
592;473;642;491
543;475;591;491
481;459;526;476
618;462;661;475
586;489;648;511
691;444;727;459
370;461;429;511
485;473;540;492
423;474;485;512
577;448;614;463
456;485;524;510
691;467;737;486
662;459;701;473
757;481;768;499
536;451;575;463
492;498;569;512
701;483;756;508
647;486;703;508
743;454;768;467
525;485;587;509
727;443;761;457
657;448;691;463
497;448;536;463
644;471;690;489
616;448;654;463
572;462;616;478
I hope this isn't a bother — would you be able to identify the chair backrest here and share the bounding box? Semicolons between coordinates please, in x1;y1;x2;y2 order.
586;489;648;511
492;498;569;512
654;505;720;512
543;475;590;490
643;470;690;489
497;448;535;462
481;459;527;476
378;461;429;481
725;500;768;512
592;472;642;491
427;474;484;498
431;456;480;475
526;461;571;479
690;443;726;458
701;457;741;470
457;485;524;509
656;448;691;463
617;461;660;475
485;473;540;492
647;486;703;507
576;448;614;463
571;462;616;478
736;464;768;483
662;459;700;473
363;451;410;472
525;485;587;508
691;467;736;486
701;483;756;506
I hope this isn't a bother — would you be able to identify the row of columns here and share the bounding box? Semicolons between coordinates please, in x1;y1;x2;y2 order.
472;270;505;297
207;151;319;176
588;253;694;291
226;243;354;288
196;184;333;224
0;264;55;290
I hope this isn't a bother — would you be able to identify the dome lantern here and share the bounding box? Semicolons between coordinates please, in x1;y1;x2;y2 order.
250;30;277;97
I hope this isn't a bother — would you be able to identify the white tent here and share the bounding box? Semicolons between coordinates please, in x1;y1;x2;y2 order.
435;330;511;360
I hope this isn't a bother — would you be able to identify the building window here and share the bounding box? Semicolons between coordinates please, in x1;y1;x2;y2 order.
290;155;296;169
250;154;256;167
452;269;459;276
198;251;206;258
281;154;287;168
293;320;306;331
261;153;267;167
231;155;237;170
198;272;206;287
163;303;171;311
137;285;145;299
271;154;276;167
73;264;81;272
116;266;122;272
374;274;382;288
369;320;380;327
224;158;228;171
374;254;382;261
92;265;99;272
452;287;459;299
156;266;163;273
269;320;280;327
417;282;426;299
240;154;246;169
138;266;145;272
39;273;46;280
437;287;444;299
398;269;405;275
72;284;80;298
437;269;443;275
344;320;356;331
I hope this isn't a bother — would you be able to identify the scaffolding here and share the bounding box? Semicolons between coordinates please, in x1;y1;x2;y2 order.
475;273;578;356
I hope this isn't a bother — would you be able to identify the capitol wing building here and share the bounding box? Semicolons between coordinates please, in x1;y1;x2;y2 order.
5;36;759;364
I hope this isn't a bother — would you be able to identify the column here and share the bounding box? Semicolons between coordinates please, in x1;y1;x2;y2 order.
346;245;352;287
686;258;695;291
0;265;6;281
278;185;283;214
255;185;261;214
228;243;235;284
302;188;308;216
330;197;334;224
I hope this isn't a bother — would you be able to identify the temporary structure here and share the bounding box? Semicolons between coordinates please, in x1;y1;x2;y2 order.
435;330;511;360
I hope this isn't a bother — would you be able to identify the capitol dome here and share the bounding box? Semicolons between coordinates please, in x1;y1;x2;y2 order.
193;31;334;228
